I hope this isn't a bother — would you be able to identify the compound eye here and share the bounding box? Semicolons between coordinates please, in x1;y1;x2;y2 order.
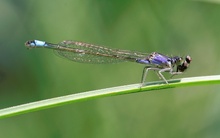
185;55;192;63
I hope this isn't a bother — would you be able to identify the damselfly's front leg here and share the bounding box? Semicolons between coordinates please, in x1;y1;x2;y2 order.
170;71;183;78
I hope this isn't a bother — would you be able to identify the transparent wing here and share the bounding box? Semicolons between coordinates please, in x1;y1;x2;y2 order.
54;40;148;64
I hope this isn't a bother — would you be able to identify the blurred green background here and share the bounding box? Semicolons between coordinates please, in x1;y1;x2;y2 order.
1;0;220;137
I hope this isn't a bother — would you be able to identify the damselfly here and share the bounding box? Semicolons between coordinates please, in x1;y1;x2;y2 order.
25;40;191;85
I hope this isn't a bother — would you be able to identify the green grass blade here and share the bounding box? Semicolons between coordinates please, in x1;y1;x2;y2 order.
0;75;220;119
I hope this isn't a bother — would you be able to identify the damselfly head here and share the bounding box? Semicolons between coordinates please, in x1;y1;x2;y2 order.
177;55;191;72
25;40;36;49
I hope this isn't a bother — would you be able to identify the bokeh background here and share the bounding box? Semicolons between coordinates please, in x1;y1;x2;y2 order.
1;0;220;137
